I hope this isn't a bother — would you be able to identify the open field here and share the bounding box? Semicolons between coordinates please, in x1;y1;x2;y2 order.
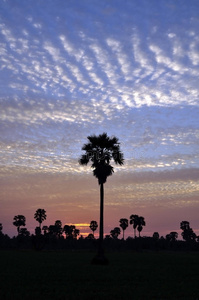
0;250;199;300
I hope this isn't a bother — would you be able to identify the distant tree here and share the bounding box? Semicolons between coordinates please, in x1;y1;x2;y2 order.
48;225;56;236
110;227;121;239
35;226;41;236
86;233;95;240
169;232;178;242
74;228;80;239
54;220;62;238
34;209;46;229
166;234;171;241
89;220;98;237
153;232;159;240
13;215;26;235
0;223;3;234
119;218;128;240
180;221;190;231
137;216;146;237
42;225;48;235
63;225;76;239
19;228;30;237
182;228;196;242
129;214;139;238
79;133;124;264
180;221;196;241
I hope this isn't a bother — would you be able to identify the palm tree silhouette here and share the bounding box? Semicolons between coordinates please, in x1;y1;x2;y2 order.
54;220;62;238
119;218;128;240
130;214;139;238
110;227;121;239
34;209;47;229
13;215;26;235
89;220;98;237
79;133;124;264
137;216;146;237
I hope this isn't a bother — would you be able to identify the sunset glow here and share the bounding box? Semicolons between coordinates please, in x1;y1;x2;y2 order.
0;0;199;239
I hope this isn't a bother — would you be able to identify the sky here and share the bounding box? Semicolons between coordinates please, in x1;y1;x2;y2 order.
0;0;199;239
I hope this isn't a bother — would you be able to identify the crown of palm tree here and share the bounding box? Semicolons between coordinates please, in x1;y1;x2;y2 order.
79;132;124;184
34;209;46;223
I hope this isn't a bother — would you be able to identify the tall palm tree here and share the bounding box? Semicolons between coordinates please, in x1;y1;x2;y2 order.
89;220;98;237
129;214;139;238
34;209;47;229
79;133;124;264
13;215;26;235
119;218;128;240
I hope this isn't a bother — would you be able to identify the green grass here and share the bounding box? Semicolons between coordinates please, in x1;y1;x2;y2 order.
0;250;199;300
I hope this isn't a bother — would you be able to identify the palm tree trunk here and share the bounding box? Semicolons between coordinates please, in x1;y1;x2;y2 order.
92;182;108;264
99;183;104;253
123;229;124;240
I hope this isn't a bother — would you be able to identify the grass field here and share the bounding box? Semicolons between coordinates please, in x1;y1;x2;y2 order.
0;249;199;300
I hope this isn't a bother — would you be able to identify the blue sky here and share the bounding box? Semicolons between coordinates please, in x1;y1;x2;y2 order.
0;0;199;238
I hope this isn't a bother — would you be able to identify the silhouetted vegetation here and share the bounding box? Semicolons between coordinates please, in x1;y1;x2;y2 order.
89;220;98;237
119;218;128;239
34;208;46;229
1;213;199;253
13;215;26;235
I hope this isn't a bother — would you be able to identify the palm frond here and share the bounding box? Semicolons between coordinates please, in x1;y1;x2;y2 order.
79;155;89;165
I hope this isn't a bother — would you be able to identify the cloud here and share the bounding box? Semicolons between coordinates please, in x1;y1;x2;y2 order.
0;0;198;177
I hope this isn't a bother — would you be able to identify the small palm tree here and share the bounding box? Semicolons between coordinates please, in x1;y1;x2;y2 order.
63;225;74;239
119;218;128;240
13;215;26;235
34;209;47;229
79;133;124;264
89;220;98;237
110;227;121;239
129;214;139;238
137;216;146;237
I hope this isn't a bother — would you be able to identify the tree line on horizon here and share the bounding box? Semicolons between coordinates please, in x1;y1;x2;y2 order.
0;209;198;244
